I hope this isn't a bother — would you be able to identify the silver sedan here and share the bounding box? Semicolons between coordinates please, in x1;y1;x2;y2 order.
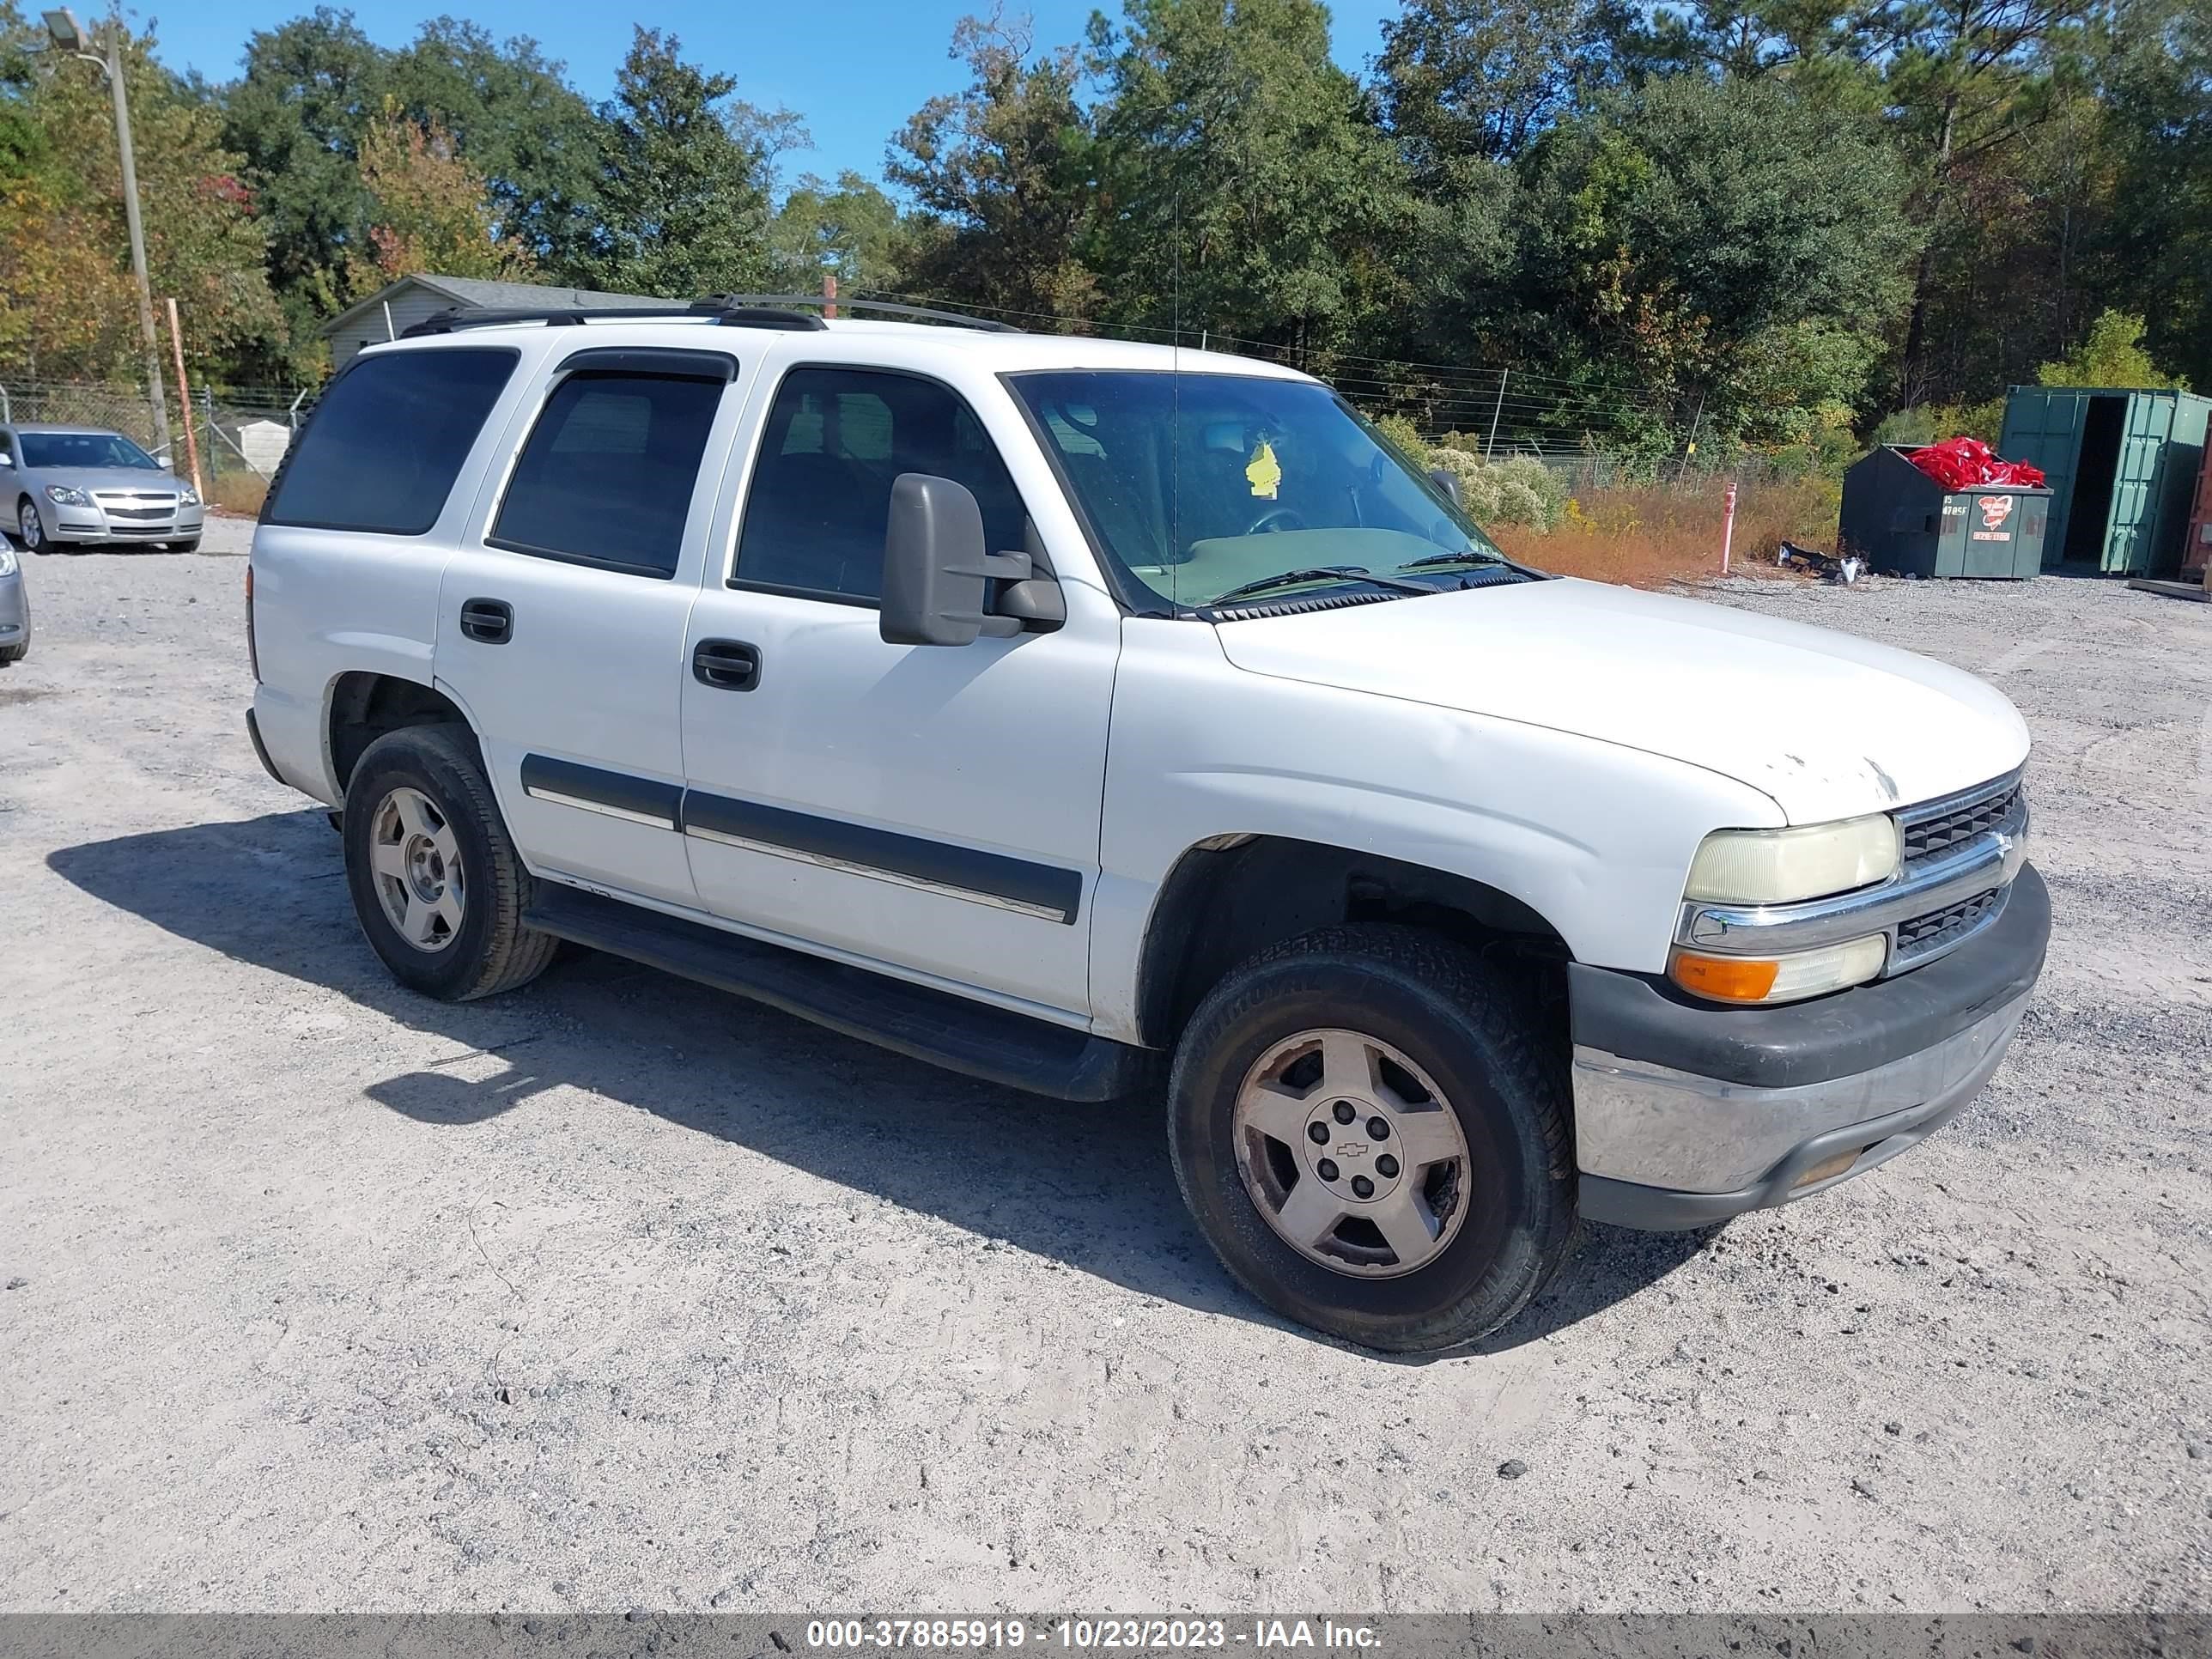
1;423;205;552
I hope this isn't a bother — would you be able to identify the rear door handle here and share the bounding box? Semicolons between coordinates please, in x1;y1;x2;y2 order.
692;638;760;691
459;598;513;644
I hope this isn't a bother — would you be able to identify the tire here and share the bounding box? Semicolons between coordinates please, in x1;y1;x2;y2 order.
342;725;558;1001
1167;923;1574;1352
0;643;22;665
17;497;48;554
168;537;201;552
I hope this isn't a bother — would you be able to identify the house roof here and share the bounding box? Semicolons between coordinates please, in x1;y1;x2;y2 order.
320;273;681;338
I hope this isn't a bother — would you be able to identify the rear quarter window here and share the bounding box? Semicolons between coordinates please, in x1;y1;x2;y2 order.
264;348;518;535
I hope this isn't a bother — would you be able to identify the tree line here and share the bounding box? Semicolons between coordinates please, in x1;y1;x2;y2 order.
0;0;2203;464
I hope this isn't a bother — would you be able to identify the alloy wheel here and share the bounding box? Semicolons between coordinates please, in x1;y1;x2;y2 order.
368;786;466;952
1231;1027;1473;1278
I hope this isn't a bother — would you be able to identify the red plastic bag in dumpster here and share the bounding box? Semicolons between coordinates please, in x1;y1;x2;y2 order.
1906;436;2046;489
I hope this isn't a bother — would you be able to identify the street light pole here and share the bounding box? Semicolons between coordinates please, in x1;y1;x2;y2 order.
44;8;167;460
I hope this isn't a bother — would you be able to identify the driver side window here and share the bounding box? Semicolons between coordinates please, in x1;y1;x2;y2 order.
732;368;1027;604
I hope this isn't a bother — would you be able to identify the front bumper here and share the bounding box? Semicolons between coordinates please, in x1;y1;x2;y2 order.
50;501;204;544
1571;862;2050;1230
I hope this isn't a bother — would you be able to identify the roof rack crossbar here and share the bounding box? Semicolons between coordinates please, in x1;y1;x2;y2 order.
399;301;827;340
702;294;1022;334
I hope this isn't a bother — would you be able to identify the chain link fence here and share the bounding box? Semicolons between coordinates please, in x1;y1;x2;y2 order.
0;375;320;513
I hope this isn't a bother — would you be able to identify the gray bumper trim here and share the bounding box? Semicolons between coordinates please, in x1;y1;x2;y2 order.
1572;986;2031;1212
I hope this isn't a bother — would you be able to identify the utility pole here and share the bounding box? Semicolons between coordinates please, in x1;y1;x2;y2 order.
165;298;202;498
43;8;168;459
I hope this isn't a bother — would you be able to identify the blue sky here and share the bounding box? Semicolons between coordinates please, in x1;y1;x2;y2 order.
154;0;1404;187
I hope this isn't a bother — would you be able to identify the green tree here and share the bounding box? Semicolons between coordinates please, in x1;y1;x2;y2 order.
769;170;908;291
2037;307;2189;387
349;100;536;296
386;19;604;277
1609;0;1873;80
220;8;389;332
578;27;778;296
1867;0;2098;401
887;14;1099;321
1509;75;1920;442
1377;0;1623;169
3;9;285;383
222;11;614;334
1086;0;1414;352
2097;0;2212;387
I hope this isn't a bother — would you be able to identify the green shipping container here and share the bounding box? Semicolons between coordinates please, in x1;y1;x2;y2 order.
1997;386;2212;575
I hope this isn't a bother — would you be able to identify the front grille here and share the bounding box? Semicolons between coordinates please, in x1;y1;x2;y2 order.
1903;778;2020;863
103;507;171;522
1895;887;2002;963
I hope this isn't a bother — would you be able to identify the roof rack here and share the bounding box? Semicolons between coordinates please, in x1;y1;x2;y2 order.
702;294;1023;334
400;299;829;340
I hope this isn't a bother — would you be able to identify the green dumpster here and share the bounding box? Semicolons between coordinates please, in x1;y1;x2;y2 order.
1838;447;2051;579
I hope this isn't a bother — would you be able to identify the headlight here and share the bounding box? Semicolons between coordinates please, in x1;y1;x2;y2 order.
1683;815;1899;905
1670;935;1887;1005
45;484;89;507
0;545;15;577
179;485;201;507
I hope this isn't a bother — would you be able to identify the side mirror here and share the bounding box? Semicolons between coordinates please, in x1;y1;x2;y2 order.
881;473;1062;646
1427;467;1463;508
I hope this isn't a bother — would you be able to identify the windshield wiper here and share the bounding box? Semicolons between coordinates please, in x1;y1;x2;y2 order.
1396;550;1506;571
1205;565;1431;605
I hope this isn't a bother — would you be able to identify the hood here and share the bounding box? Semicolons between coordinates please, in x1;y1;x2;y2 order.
29;466;188;495
1213;577;2030;823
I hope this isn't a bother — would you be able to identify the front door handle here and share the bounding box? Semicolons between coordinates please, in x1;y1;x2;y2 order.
459;598;513;644
693;638;760;691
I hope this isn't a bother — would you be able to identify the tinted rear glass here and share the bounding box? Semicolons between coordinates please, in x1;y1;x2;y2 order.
489;371;725;578
264;348;517;535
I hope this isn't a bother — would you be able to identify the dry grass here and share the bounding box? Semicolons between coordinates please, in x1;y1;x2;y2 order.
1491;477;1841;587
206;471;268;516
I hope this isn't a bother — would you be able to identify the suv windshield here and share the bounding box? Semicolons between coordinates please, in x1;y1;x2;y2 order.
21;431;160;471
1009;370;1505;610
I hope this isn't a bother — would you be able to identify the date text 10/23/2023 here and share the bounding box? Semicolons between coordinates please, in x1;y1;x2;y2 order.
803;1620;1384;1650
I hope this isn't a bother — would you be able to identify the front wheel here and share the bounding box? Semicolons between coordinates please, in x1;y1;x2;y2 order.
1168;924;1574;1352
17;498;48;553
342;725;557;1001
168;536;201;552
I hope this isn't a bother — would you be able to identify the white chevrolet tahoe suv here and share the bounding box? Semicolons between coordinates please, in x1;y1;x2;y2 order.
246;295;2048;1352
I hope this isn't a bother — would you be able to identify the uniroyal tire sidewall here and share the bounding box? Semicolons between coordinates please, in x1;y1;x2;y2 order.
1171;955;1559;1346
343;734;503;1000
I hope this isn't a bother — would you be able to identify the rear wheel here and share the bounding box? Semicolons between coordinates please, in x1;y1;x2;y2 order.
342;725;557;1001
1168;924;1574;1352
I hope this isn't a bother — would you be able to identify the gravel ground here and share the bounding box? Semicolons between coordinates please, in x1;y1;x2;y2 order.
2;547;2207;1615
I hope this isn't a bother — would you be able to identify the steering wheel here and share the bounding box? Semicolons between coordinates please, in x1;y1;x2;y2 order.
1245;505;1310;536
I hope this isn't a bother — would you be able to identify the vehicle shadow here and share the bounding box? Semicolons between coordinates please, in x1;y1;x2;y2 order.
46;809;1717;1357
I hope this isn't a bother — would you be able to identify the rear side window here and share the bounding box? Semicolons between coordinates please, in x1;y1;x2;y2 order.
264;348;516;535
490;371;726;579
734;368;1026;602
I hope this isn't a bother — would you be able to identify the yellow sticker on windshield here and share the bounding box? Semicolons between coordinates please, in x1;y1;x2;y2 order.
1246;440;1281;500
